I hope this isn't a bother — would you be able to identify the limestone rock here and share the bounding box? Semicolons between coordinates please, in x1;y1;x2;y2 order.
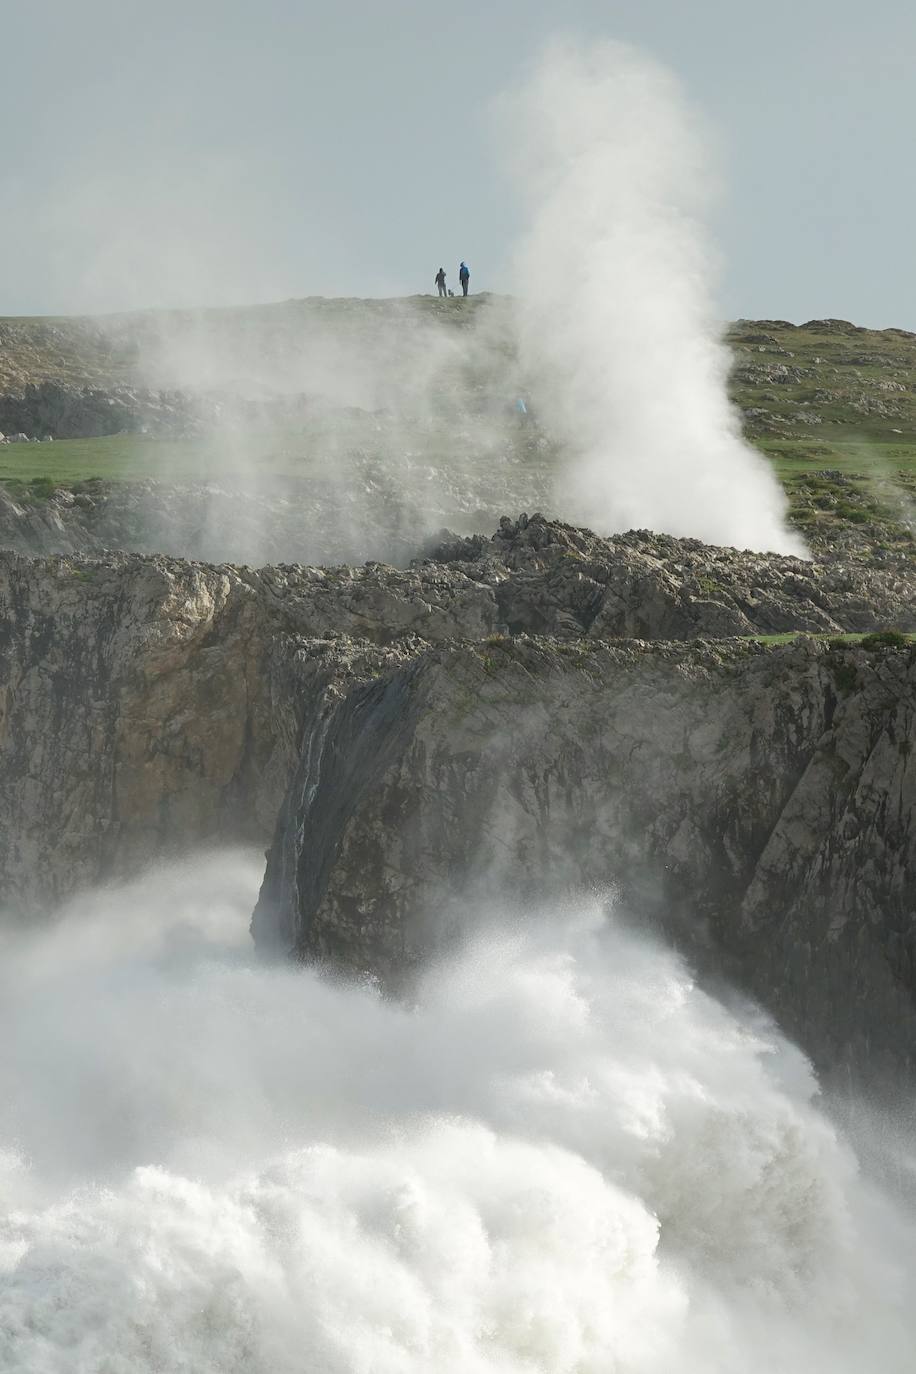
425;513;916;638
2;517;915;1086
253;635;916;1079
0;549;478;910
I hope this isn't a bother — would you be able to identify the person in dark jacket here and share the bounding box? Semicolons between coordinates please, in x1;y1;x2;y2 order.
435;267;447;298
459;261;470;296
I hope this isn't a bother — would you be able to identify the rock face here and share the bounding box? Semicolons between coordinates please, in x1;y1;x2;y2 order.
0;476;428;568
426;514;916;638
0;552;292;910
0;549;485;909
5;507;914;636
253;634;916;1079
1;517;914;1083
0;382;199;441
0;380;339;442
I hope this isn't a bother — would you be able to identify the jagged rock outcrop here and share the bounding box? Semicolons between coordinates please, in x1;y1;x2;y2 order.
425;513;916;638
0;552;290;909
253;634;916;1079
5;507;913;639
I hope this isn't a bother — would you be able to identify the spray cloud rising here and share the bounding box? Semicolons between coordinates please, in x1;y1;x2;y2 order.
506;41;805;555
17;40;807;568
1;854;914;1372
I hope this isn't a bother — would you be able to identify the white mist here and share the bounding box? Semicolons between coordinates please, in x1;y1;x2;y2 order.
505;40;806;556
0;855;913;1372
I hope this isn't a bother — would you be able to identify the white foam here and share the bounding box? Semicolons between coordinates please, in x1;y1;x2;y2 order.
0;856;912;1371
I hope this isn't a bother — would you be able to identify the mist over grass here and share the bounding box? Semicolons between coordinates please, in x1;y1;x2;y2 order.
0;39;817;561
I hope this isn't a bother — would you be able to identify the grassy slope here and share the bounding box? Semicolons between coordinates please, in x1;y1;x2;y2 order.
1;302;914;553
727;317;916;551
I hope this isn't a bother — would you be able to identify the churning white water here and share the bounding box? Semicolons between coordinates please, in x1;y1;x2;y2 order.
0;852;913;1372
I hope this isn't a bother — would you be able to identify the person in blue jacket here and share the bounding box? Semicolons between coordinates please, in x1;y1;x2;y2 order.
459;261;470;296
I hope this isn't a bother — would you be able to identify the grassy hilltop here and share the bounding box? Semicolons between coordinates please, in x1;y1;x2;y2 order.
729;317;916;553
0;297;914;555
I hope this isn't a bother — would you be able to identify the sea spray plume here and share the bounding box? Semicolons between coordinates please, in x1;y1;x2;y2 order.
1;858;915;1369
123;297;548;567
503;40;807;556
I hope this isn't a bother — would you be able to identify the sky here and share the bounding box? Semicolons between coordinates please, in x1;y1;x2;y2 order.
3;0;915;326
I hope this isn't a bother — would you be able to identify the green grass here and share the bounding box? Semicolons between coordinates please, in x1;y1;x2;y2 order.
0;408;548;489
8;427;914;487
0;436;215;485
0;306;914;561
728;316;916;506
749;632;916;645
4;429;911;560
0;426;401;486
759;436;916;483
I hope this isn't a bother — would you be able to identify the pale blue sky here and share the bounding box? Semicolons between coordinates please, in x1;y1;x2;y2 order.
3;0;914;325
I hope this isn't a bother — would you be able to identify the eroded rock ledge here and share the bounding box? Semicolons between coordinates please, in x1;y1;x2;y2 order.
423;513;916;637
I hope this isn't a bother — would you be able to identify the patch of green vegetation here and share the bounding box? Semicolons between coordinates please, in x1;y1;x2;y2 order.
693;574;723;599
0;304;913;563
750;632;916;651
859;629;911;649
749;633;806;645
746;629;912;686
832;661;860;694
23;475;62;500
0;410;545;489
0;436;206;486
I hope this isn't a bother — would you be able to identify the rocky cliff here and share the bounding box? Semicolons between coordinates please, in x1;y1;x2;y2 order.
253;633;916;1079
4;500;913;628
0;551;453;910
428;514;916;637
2;516;914;1081
0;474;426;568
